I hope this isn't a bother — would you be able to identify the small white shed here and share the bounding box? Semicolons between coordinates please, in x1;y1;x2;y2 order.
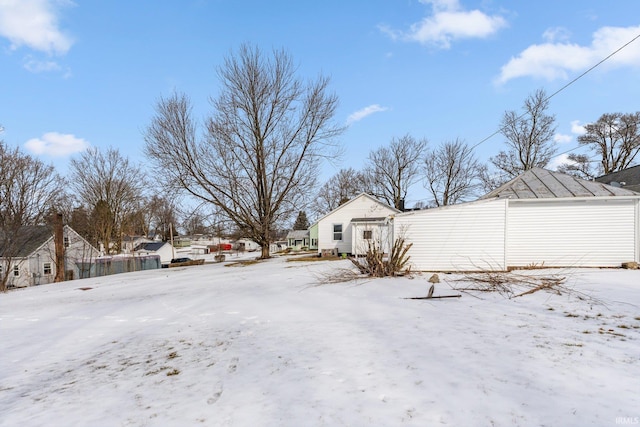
316;193;400;256
393;168;640;271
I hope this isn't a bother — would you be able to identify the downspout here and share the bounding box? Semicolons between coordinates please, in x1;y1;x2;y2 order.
503;198;509;272
636;198;639;263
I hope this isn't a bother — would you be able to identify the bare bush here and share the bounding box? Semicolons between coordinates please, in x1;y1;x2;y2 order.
452;271;602;304
350;237;412;277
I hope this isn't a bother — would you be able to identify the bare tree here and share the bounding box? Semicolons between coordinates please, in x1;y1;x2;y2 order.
312;168;367;217
182;209;211;236
556;153;597;180
69;147;147;254
424;139;482;207
144;44;344;258
147;195;179;240
490;89;557;181
0;141;63;291
577;112;640;175
364;134;428;210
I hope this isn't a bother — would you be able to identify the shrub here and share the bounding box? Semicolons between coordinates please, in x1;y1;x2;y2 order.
350;237;412;277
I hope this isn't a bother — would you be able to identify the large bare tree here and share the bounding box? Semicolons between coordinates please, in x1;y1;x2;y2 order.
311;168;368;218
424;139;482;207
0;141;63;291
579;112;640;175
489;89;557;182
145;44;343;258
69;147;147;254
364;134;428;210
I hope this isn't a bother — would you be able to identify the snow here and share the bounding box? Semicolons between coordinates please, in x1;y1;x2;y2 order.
1;254;639;427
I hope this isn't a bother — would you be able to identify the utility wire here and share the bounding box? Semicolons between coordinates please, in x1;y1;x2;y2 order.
470;31;640;153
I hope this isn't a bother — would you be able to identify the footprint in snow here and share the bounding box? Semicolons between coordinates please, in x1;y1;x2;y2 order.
207;382;223;405
228;357;239;373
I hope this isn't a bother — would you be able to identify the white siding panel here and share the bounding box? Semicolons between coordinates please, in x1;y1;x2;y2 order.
507;199;636;268
394;199;507;271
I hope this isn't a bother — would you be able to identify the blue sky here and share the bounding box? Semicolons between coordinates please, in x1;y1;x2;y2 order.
1;0;640;207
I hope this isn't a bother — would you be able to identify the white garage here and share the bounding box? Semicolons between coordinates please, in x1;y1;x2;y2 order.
392;168;640;272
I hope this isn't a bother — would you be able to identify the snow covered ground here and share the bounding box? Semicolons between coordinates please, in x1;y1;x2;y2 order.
1;255;639;427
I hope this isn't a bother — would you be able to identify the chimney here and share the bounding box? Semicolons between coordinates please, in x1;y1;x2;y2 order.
54;213;65;283
398;198;405;212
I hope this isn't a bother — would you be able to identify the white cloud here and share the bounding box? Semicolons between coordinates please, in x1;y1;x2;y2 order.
346;104;388;125
0;0;74;55
571;120;587;135
553;133;572;144
496;25;640;84
23;56;61;72
542;27;571;43
548;153;572;171
552;120;588;146
24;132;89;157
381;0;507;49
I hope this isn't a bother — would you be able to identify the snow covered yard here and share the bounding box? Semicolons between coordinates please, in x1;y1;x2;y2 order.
1;256;639;427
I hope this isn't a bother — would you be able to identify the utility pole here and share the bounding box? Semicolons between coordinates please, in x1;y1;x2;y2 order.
54;213;65;283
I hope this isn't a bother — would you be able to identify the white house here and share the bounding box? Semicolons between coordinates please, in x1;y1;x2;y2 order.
0;225;100;288
133;241;175;265
122;235;154;254
315;193;400;256
392;168;640;271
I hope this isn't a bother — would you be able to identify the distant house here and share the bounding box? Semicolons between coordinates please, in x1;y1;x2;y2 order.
0;225;99;288
309;223;318;251
286;230;310;251
271;241;288;253
133;241;175;265
122;235;154;254
236;239;260;252
392;168;640;271
314;193;400;256
594;165;640;193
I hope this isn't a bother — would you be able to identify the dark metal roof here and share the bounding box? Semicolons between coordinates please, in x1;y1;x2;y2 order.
479;168;640;200
0;226;53;258
133;241;168;252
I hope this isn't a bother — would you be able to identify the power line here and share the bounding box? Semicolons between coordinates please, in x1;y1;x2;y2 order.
470;31;640;153
546;32;640;103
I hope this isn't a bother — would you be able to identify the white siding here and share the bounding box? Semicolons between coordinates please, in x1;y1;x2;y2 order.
318;194;398;255
351;222;392;256
394;198;508;271
506;198;638;268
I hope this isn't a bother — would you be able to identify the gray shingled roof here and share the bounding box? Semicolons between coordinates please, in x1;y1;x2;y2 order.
480;168;640;200
0;226;53;258
350;217;387;222
286;230;309;239
594;164;640;193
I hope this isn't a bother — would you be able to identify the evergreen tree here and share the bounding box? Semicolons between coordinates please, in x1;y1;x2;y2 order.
293;211;309;230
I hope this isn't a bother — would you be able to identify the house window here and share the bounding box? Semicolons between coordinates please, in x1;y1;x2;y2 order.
64;237;70;248
363;230;373;240
333;224;343;241
44;262;52;275
13;265;19;277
